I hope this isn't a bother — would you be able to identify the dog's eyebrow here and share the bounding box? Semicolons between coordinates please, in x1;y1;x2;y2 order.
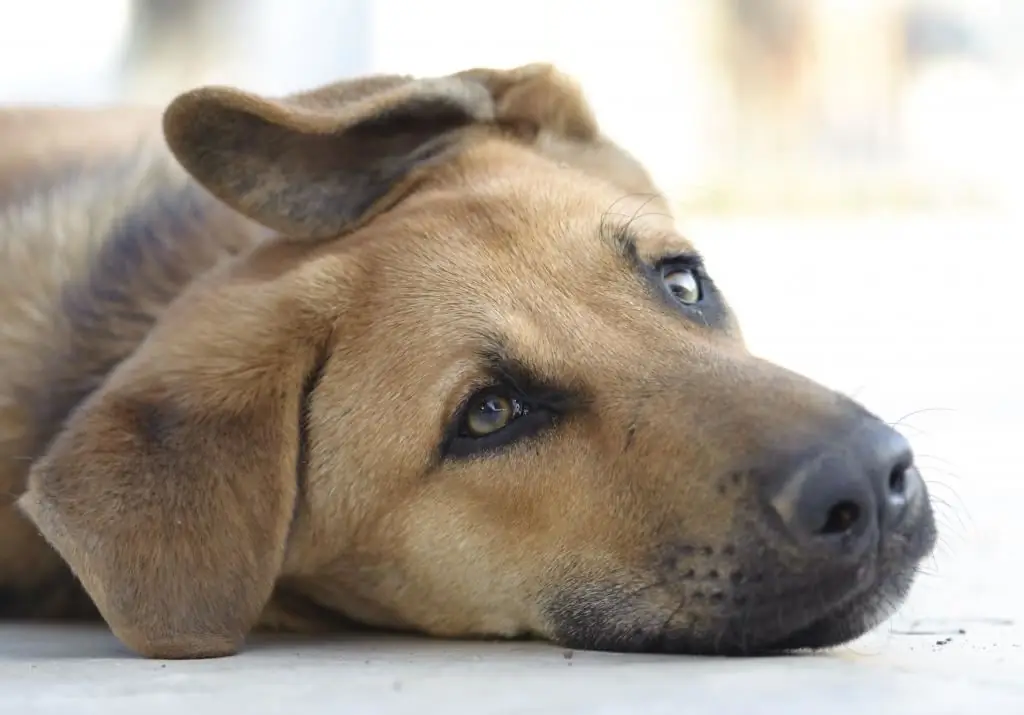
605;223;702;271
608;224;641;266
477;342;583;411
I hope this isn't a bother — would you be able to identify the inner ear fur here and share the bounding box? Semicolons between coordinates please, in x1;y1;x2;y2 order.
18;271;332;659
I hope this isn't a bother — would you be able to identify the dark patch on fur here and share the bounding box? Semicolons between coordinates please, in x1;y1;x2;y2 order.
125;397;189;455
24;178;249;460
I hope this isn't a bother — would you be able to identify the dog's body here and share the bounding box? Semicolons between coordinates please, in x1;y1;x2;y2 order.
0;106;256;618
0;65;936;659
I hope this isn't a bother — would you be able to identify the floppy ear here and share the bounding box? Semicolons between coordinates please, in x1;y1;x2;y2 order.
162;75;495;238
18;272;333;659
162;63;607;240
454;63;599;141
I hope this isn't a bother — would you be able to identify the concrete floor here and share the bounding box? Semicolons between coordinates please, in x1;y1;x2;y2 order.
2;213;1021;713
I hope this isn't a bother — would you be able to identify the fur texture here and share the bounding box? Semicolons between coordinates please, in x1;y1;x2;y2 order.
0;64;936;659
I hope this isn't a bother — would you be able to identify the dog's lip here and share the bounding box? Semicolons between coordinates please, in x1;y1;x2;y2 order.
755;570;908;654
713;571;879;655
547;506;936;656
546;557;906;657
654;535;928;655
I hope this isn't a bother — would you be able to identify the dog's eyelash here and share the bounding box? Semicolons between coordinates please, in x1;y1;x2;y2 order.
490;367;572;413
445;375;568;430
656;253;706;274
478;350;577;411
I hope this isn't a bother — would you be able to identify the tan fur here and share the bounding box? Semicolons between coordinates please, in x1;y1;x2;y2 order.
0;64;935;659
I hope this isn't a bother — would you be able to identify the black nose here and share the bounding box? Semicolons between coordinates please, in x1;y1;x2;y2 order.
765;419;921;552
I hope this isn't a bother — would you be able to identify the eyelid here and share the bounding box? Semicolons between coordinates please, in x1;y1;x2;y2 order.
656;254;704;272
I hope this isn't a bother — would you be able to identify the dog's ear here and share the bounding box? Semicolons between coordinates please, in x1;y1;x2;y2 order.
454;63;599;141
162;64;602;240
454;64;661;199
162;76;496;239
18;269;332;659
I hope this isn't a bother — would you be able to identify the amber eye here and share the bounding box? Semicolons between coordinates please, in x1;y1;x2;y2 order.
663;267;701;305
445;382;557;458
462;391;520;437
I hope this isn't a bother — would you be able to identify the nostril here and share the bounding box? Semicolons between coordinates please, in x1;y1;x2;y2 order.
880;456;916;528
818;500;862;536
888;464;907;496
765;421;915;548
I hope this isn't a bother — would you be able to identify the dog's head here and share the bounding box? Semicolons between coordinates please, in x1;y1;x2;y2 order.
20;64;936;659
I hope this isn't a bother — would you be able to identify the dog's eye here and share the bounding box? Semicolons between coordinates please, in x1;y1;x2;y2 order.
445;384;557;459
663;266;702;305
463;391;521;437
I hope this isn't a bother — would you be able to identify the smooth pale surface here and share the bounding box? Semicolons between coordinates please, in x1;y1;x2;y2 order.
2;213;1021;713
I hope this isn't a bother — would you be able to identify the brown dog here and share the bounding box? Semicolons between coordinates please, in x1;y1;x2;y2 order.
0;63;936;659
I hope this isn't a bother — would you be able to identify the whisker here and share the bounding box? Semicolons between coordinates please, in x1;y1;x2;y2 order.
887;407;958;429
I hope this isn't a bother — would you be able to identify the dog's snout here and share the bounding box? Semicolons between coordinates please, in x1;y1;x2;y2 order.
765;420;919;553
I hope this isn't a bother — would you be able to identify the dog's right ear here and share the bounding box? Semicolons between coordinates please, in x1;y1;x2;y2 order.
163;77;496;240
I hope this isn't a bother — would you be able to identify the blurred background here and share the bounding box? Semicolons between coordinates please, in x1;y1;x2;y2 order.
4;0;1024;212
0;0;1019;662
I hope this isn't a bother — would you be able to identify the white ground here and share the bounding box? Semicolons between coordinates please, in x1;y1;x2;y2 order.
2;213;1021;713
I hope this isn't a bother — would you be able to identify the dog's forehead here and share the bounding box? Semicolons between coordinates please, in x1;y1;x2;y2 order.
420;153;692;262
355;157;714;386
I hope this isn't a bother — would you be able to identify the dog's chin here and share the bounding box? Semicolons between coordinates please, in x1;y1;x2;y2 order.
550;572;914;657
728;565;920;656
549;501;937;656
547;548;930;657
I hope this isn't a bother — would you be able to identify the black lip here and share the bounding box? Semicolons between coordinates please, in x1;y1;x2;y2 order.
548;511;937;657
760;567;919;654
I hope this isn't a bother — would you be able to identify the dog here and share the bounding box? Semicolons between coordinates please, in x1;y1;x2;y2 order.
0;63;937;659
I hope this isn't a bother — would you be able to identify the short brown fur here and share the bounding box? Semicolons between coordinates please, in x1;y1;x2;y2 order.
0;64;935;659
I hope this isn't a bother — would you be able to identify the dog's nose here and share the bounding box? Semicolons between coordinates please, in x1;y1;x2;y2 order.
765;419;920;552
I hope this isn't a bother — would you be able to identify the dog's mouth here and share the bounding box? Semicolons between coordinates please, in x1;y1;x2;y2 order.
548;565;912;657
758;569;916;654
757;523;937;655
546;515;936;656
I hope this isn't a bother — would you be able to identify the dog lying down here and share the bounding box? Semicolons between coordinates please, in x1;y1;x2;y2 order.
0;63;936;659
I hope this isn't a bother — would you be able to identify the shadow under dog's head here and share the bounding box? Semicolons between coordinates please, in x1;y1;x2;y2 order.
20;64;936;659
